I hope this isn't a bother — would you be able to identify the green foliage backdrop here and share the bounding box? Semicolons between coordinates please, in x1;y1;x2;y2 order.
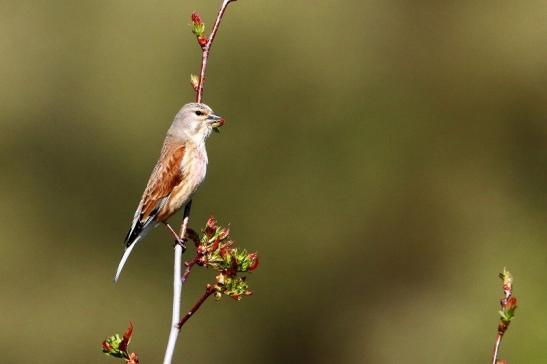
0;0;545;362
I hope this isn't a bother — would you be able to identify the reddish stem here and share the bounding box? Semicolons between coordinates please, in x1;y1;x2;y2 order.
182;255;200;283
491;271;515;364
492;332;503;364
195;0;236;103
177;285;216;329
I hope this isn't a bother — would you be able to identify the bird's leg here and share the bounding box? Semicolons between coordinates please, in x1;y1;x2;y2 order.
163;222;186;250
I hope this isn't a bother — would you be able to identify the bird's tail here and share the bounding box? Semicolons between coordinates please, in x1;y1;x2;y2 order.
115;216;155;283
114;235;143;283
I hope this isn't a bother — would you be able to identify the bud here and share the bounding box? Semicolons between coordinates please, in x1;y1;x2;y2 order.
209;239;220;253
191;11;202;25
506;297;518;311
219;246;229;258
190;74;199;91
119;322;134;353
248;253;259;272
499;268;513;293
205;216;218;238
191;11;205;37
197;36;208;47
218;227;230;240
127;353;140;364
101;322;138;361
216;273;225;285
102;340;112;352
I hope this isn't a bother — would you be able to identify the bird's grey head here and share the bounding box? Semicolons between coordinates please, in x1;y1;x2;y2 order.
169;103;224;143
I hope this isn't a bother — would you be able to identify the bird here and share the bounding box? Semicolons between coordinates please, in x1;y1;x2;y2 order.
114;102;224;282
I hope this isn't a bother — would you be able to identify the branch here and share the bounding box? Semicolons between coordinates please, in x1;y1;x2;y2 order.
193;0;236;103
105;215;258;364
163;201;192;364
177;285;216;328
492;335;503;364
182;255;200;283
491;268;518;364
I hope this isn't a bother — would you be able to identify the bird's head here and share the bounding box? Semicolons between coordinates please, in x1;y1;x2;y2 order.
170;102;224;143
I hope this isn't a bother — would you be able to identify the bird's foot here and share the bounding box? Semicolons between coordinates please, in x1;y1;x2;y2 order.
175;237;187;251
163;222;187;250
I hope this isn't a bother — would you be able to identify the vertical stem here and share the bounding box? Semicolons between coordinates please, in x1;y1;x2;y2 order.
492;333;502;364
196;49;207;103
163;242;183;364
179;200;193;237
195;0;235;103
162;201;192;364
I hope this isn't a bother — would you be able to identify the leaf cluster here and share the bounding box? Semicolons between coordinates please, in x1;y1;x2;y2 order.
102;323;139;364
197;217;259;300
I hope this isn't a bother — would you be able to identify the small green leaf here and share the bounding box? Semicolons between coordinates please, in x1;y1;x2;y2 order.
192;23;205;37
102;334;127;359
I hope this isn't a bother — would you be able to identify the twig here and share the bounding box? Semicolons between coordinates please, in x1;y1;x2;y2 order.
163;201;192;364
177;285;216;328
491;268;518;364
492;335;503;364
182;255;200;283
195;0;236;103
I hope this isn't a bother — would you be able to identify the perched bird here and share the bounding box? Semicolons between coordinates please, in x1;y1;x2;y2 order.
114;102;224;282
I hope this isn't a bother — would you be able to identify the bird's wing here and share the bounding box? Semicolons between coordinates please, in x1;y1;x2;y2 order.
124;143;186;246
140;144;186;220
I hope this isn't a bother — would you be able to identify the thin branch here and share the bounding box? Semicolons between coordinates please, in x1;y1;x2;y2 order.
182;255;200;283
196;0;236;103
492;334;503;364
162;241;183;364
177;285;216;329
163;201;192;364
491;269;517;364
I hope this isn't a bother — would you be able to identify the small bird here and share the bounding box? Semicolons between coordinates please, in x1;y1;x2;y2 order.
114;102;224;282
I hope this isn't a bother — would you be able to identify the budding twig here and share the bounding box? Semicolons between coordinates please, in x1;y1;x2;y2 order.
195;0;236;103
182;255;200;283
102;322;139;364
491;268;518;364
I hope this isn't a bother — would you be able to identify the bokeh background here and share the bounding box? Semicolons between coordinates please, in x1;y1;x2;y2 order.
1;0;546;363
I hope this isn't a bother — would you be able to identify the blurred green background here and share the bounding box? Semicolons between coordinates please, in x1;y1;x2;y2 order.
1;0;546;363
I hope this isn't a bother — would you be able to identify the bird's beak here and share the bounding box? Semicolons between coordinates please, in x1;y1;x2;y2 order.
207;113;224;130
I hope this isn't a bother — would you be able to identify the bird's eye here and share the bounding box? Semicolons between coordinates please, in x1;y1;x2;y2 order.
195;111;203;116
